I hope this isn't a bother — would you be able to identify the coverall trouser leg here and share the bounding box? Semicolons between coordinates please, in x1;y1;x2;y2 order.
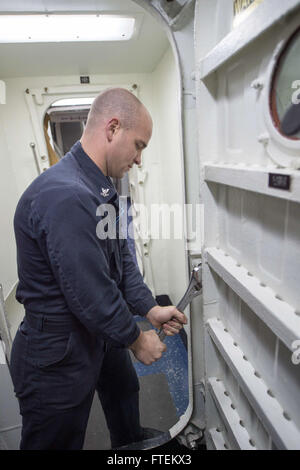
10;318;142;450
96;344;143;448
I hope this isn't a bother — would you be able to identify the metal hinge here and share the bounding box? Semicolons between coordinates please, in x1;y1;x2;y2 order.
176;423;205;450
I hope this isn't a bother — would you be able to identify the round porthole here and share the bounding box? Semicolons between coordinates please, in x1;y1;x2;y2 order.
270;27;300;140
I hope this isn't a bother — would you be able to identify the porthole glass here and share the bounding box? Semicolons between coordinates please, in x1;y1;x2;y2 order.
270;27;300;140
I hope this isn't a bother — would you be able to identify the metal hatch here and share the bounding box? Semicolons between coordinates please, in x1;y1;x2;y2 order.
195;0;300;450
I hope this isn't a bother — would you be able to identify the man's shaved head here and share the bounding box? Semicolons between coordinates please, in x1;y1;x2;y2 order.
80;87;153;178
85;87;147;132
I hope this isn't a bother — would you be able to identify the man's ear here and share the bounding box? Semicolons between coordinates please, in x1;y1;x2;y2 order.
106;118;120;142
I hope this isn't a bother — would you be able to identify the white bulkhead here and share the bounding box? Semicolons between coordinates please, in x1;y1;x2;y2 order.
196;0;300;450
0;0;300;451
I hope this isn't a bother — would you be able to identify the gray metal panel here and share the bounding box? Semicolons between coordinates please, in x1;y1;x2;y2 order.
0;361;21;450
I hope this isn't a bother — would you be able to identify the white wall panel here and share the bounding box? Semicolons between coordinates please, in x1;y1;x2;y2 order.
146;46;187;303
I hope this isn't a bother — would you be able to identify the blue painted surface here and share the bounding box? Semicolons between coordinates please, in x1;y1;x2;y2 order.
124;199;189;418
133;318;189;418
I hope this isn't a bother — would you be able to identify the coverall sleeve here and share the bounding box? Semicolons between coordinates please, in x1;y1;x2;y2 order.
32;187;141;348
119;239;157;316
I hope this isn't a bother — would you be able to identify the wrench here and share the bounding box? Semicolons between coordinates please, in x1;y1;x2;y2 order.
158;263;202;342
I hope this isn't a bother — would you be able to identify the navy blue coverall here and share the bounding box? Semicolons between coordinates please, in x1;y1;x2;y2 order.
10;141;157;450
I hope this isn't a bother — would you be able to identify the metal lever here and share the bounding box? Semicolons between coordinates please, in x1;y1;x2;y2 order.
30;142;41;175
158;262;202;342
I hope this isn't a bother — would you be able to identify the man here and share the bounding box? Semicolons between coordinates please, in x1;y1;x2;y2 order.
10;88;187;450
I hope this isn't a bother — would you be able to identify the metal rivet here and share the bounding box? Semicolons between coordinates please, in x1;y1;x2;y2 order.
254;371;261;378
231;404;236;410
224;328;228;332
247;272;253;277
224;391;229;396
251;79;264;90
295;310;300;317
260;282;266;287
224;443;229;449
283;411;291;421
275;294;283;301
258;133;270;145
243;355;248;361
216;427;221;432
233;342;238;347
239;420;245;428
267;389;275;398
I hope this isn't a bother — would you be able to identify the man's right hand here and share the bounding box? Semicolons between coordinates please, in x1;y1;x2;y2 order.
129;330;166;365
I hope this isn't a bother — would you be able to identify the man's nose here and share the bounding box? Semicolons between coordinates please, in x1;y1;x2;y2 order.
134;152;142;166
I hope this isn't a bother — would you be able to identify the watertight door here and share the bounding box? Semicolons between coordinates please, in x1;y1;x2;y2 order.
195;0;300;450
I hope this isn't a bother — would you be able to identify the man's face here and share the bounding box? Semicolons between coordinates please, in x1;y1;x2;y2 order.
106;110;152;178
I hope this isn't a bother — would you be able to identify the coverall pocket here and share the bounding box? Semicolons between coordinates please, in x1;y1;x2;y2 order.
37;332;73;369
10;321;29;396
36;329;100;410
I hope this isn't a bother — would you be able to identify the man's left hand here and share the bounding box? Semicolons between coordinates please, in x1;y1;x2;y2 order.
146;305;188;337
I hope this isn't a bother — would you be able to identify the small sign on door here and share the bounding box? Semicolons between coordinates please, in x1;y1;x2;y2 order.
268;173;291;191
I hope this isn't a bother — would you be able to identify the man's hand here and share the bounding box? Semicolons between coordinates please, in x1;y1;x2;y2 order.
129;330;167;365
146;305;188;337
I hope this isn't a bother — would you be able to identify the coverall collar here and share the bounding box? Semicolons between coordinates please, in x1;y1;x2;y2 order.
71;140;118;203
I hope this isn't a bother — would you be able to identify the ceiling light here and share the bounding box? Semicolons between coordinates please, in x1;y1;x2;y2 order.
0;14;135;43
